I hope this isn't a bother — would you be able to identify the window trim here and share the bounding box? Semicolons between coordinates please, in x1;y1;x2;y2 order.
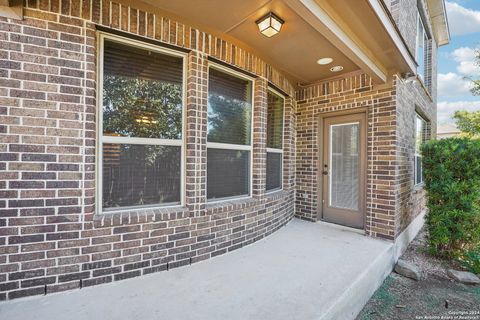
266;87;285;193
207;142;251;151
414;114;427;186
206;62;255;203
96;32;187;214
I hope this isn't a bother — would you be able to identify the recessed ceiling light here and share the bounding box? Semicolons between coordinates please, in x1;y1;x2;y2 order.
317;57;333;65
330;65;343;72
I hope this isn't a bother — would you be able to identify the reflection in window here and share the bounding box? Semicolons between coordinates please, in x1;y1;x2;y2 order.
207;67;252;200
100;37;184;211
103;40;183;139
207;68;252;145
416;11;429;81
415;114;427;185
266;90;284;191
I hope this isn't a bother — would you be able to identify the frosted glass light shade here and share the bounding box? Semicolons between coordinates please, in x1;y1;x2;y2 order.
256;12;284;38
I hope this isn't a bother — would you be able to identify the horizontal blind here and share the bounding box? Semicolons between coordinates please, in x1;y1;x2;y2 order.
104;40;183;84
208;68;250;102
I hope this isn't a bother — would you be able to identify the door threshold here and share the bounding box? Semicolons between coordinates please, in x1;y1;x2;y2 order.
317;220;365;235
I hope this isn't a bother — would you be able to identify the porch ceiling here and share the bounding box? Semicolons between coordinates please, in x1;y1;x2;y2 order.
134;0;415;85
317;0;417;76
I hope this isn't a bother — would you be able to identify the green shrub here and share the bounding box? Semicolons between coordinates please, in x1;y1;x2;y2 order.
459;249;480;274
422;138;480;273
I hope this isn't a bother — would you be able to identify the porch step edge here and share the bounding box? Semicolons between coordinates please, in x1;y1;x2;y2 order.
318;209;427;320
318;243;395;320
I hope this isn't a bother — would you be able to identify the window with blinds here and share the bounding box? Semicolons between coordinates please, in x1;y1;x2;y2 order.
99;34;184;211
207;66;252;200
329;123;359;210
266;90;284;191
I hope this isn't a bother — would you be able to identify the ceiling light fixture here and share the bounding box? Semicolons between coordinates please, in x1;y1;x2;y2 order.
317;57;333;65
256;12;284;38
330;65;344;72
135;115;158;125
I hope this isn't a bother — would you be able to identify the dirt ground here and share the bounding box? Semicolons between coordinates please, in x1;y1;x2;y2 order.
357;228;480;320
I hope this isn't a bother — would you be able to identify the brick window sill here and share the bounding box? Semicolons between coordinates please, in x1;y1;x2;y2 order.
265;189;290;200
205;189;291;213
93;205;190;228
206;197;258;213
92;190;293;228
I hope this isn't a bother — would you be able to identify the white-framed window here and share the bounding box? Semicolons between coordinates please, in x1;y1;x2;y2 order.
97;32;186;213
414;114;427;185
266;88;284;192
416;10;428;81
206;64;254;201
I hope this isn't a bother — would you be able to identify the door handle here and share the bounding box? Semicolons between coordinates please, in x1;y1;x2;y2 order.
322;170;328;175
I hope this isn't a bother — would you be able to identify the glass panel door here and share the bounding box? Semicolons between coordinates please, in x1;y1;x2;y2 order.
322;113;365;229
329;123;360;210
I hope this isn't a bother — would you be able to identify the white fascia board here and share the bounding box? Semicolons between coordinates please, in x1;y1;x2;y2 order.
367;0;417;73
427;0;450;46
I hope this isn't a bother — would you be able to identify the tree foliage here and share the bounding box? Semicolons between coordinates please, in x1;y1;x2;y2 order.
207;94;251;145
452;49;480;138
472;49;480;96
102;75;182;208
453;110;480;137
103;75;182;140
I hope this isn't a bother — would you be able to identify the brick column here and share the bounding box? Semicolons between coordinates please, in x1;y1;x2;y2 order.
185;51;208;216
251;78;268;199
366;89;397;240
83;23;97;219
283;98;296;191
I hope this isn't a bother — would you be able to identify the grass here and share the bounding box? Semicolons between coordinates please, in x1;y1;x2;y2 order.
359;276;397;320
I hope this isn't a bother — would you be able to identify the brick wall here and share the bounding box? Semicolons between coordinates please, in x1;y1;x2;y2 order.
0;0;296;300
395;67;437;235
388;0;418;54
294;0;439;236
294;69;436;240
0;0;439;300
295;74;398;240
386;0;438;233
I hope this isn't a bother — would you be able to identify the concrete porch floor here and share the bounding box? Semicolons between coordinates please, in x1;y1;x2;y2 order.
0;219;395;320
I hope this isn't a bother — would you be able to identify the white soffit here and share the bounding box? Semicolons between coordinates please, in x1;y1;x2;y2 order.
426;0;450;46
0;0;23;19
367;0;417;72
284;0;388;83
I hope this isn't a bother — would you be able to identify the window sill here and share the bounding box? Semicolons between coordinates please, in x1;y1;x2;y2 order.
265;188;289;200
93;205;190;228
415;75;433;103
206;196;257;212
205;190;292;214
413;182;425;193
